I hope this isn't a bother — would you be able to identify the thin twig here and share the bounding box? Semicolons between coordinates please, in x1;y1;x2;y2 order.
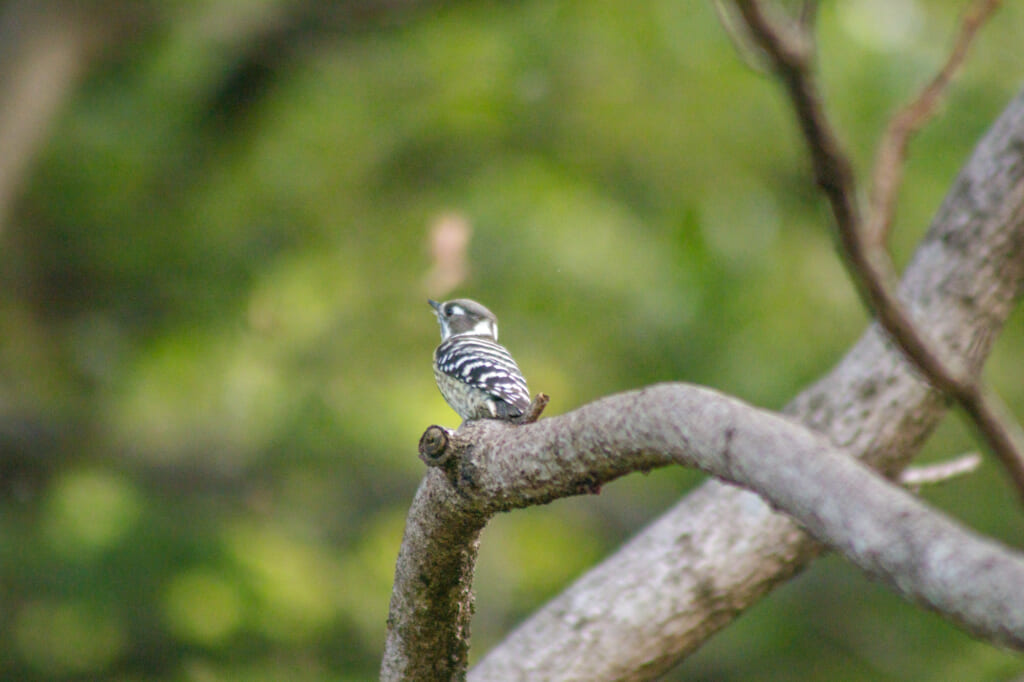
515;393;550;424
899;453;981;488
730;0;1024;503
867;0;1003;247
712;0;770;73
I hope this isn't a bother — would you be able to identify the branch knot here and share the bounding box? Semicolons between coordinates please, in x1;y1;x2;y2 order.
419;425;454;466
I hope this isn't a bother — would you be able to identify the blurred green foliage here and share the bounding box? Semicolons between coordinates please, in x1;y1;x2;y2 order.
1;0;1023;679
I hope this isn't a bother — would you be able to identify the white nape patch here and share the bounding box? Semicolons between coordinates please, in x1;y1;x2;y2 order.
471;319;498;339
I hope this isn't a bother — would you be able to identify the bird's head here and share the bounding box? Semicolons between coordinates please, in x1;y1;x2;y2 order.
429;298;499;341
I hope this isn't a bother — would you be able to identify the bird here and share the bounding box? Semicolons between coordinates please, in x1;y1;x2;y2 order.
428;298;531;421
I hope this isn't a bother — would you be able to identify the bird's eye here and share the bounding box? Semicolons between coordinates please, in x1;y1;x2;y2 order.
447;305;465;317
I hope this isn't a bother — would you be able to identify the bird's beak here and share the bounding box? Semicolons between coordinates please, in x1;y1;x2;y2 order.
428;299;441;313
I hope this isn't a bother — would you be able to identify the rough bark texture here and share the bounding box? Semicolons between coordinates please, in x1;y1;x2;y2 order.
467;89;1024;680
386;377;1024;682
381;469;487;680
438;385;1024;641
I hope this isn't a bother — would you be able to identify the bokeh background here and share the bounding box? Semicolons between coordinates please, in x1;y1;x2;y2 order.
1;0;1023;680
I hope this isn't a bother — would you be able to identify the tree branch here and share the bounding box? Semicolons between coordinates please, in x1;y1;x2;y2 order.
386;10;1024;679
386;385;1024;679
899;453;981;488
731;0;1024;502
0;2;93;234
0;2;163;235
867;0;1002;247
471;87;1024;680
381;469;485;681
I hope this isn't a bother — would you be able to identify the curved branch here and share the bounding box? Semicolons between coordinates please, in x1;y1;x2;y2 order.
471;88;1024;680
385;385;1024;679
470;388;1024;646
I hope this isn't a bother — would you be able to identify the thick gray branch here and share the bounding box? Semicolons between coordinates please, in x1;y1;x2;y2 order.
469;88;1024;680
387;385;1024;681
453;386;1024;643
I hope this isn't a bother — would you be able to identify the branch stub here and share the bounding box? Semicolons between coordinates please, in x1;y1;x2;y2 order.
419;425;453;466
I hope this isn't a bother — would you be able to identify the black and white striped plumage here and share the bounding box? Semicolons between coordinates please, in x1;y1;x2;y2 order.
429;298;531;421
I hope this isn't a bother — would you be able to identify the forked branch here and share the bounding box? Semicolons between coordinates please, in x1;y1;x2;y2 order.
730;0;1024;502
384;385;1024;680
